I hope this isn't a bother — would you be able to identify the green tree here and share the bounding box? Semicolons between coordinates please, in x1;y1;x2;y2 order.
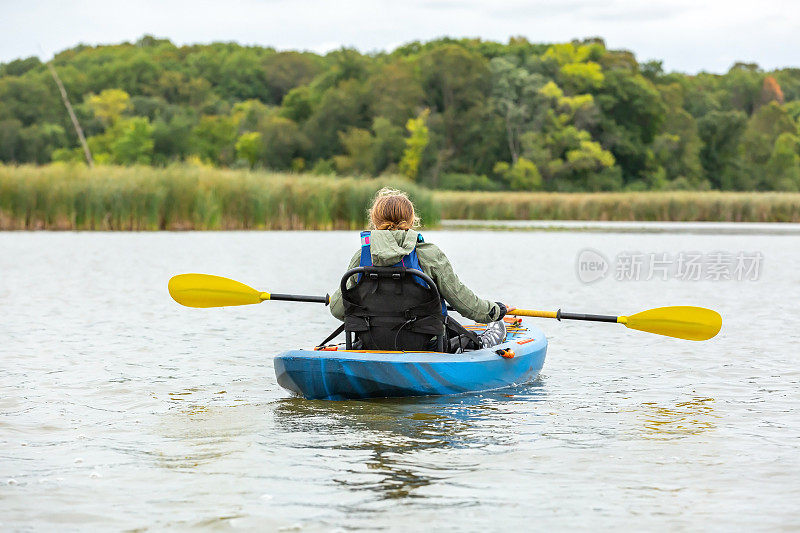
371;117;405;174
560;61;604;92
257;115;308;169
0;56;41;77
311;48;369;92
333;127;375;175
651;84;704;186
399;109;430;180
106;52;160;95
235;131;263;168
419;44;490;172
773;68;800;102
152;110;197;163
523;126;616;190
493;157;542;190
191;115;238;165
596;70;666;182
87;88;131;127
110;117;154;164
724;63;763;115
232;99;271;132
331;117;405;176
0;119;22;162
214;48;270;101
367;63;424;126
489;56;544;163
20;123;67;164
280;86;315;122
182;77;213;107
697;110;747;189
741;102;797;188
0;75;61;126
542;42;601;65
303;79;370;159
765;132;800;190
262;52;322;105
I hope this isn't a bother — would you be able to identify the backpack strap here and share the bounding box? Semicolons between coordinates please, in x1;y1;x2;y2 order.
444;316;482;352
316;323;345;349
357;231;372;283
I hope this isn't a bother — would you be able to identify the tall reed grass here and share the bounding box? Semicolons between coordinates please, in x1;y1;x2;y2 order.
0;164;439;230
2;165;798;229
435;191;800;223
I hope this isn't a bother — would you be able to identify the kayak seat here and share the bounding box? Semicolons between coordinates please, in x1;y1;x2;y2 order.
340;266;446;352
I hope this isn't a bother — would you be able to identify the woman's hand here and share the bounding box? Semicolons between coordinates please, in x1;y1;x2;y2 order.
495;302;515;320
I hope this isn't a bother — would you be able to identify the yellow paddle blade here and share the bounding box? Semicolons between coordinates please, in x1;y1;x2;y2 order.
168;274;267;308
619;306;721;341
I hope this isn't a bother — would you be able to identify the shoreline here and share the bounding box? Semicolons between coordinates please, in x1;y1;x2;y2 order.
439;219;800;235
3;220;800;236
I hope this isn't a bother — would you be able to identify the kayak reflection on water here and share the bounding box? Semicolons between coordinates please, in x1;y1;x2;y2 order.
270;380;547;500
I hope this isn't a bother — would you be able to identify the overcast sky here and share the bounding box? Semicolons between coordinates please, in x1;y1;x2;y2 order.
2;0;797;73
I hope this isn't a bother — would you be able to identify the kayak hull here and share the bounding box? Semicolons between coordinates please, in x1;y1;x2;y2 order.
274;324;547;400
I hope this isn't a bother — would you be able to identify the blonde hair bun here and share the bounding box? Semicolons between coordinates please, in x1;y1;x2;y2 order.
369;187;420;230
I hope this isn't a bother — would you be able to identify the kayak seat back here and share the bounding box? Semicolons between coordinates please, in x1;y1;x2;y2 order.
340;266;446;352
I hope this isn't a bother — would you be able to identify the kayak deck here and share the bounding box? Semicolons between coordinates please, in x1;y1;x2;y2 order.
274;322;547;400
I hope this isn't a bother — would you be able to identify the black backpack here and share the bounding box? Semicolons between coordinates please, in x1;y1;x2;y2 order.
316;266;483;352
340;266;446;351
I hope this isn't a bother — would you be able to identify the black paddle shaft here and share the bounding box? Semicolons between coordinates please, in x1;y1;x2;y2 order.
270;293;329;305
557;309;618;323
445;305;618;323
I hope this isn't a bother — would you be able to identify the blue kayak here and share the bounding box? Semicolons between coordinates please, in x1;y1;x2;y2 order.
274;321;547;400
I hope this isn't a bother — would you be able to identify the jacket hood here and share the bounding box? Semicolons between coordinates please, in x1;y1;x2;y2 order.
368;229;419;266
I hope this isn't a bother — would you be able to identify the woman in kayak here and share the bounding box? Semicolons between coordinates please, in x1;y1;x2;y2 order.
329;188;514;349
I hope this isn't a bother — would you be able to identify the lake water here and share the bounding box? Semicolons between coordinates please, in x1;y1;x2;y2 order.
1;228;799;531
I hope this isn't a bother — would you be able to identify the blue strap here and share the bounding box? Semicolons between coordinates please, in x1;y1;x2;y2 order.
359;231;372;266
353;230;445;316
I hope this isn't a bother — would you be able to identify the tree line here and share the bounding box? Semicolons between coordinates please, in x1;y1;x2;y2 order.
2;35;800;191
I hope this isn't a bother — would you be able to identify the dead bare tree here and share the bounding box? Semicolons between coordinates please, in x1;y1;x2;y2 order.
46;61;93;167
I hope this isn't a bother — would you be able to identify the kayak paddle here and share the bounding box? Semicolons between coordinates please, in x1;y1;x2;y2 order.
168;274;721;341
507;306;721;341
168;273;328;308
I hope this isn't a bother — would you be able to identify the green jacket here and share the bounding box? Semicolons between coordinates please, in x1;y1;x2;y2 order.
329;229;502;323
